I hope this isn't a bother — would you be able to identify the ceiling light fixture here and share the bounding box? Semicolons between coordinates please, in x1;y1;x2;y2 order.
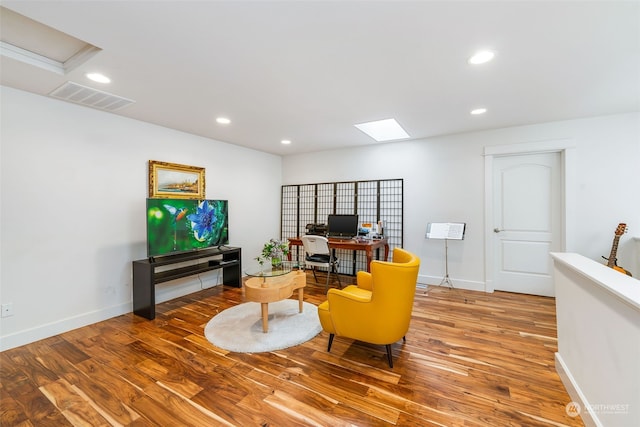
468;50;495;65
354;118;409;142
281;139;291;145
86;72;110;83
470;108;487;115
216;117;231;124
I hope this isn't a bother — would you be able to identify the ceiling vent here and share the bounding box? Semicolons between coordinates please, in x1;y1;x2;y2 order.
49;81;135;111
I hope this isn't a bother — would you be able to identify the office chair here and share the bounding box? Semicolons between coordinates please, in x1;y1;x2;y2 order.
300;235;341;290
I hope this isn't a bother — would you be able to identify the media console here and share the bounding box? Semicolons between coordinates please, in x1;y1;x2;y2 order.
132;246;242;319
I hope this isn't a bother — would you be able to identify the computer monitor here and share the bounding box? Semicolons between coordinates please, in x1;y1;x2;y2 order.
327;214;358;238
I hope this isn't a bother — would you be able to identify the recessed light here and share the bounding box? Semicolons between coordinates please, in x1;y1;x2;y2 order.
468;50;495;65
470;108;487;115
216;117;231;124
281;139;291;145
354;118;410;142
86;72;110;83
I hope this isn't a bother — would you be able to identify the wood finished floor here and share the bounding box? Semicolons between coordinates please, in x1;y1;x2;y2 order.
1;273;584;426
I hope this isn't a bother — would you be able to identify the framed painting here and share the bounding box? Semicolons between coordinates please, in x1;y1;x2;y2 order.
148;160;205;199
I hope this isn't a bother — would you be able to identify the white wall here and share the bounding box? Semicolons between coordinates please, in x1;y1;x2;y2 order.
282;112;640;288
0;87;283;350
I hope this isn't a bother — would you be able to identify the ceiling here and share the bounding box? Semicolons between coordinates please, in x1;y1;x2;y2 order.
1;1;639;156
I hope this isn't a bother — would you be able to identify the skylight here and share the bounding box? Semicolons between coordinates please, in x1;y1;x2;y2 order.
354;118;410;142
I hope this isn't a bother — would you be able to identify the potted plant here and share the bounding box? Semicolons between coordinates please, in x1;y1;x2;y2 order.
255;238;290;268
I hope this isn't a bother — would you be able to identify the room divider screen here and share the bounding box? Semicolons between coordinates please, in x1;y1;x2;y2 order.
281;179;403;275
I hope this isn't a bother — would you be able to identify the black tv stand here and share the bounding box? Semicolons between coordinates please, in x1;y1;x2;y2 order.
132;246;241;319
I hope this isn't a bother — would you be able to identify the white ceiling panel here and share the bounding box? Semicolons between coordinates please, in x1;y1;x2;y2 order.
1;1;638;155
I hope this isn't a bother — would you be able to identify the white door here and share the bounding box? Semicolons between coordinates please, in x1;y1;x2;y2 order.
492;152;562;296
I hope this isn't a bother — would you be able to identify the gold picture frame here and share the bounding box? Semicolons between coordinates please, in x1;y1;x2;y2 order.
148;160;205;199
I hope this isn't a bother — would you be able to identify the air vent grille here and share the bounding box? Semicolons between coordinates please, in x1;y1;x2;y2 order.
49;81;134;111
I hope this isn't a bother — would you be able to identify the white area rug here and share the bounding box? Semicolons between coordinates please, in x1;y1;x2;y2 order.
204;299;322;353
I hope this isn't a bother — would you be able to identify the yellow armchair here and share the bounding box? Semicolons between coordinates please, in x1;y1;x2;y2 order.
317;247;420;367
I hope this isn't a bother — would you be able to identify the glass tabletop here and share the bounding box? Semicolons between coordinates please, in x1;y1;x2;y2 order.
245;260;300;278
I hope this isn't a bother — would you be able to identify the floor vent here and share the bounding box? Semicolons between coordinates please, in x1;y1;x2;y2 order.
49;81;135;111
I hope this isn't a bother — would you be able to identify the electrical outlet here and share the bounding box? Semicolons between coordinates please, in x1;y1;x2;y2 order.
1;303;14;317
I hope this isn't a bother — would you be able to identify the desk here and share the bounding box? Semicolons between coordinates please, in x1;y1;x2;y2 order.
288;237;389;272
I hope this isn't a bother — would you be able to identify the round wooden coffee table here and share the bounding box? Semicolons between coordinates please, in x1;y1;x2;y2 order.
244;269;306;333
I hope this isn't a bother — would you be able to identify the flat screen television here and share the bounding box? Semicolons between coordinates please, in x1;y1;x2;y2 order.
146;198;229;258
327;214;358;238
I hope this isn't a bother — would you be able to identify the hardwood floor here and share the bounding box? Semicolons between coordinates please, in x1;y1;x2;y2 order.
1;273;584;426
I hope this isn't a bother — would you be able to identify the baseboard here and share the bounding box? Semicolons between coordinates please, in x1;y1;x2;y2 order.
555;352;600;427
1;275;223;352
418;274;487;292
0;302;131;352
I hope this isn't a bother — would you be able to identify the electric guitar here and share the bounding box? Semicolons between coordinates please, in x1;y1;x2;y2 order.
602;223;632;276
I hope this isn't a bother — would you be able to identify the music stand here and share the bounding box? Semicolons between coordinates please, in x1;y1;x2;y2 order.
426;222;466;289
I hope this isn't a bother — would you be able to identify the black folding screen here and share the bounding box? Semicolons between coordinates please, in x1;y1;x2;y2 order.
281;179;403;275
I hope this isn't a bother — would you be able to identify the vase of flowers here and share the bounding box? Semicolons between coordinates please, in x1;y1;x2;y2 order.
256;238;290;269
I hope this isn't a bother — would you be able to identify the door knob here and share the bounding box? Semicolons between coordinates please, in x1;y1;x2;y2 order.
494;228;501;233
